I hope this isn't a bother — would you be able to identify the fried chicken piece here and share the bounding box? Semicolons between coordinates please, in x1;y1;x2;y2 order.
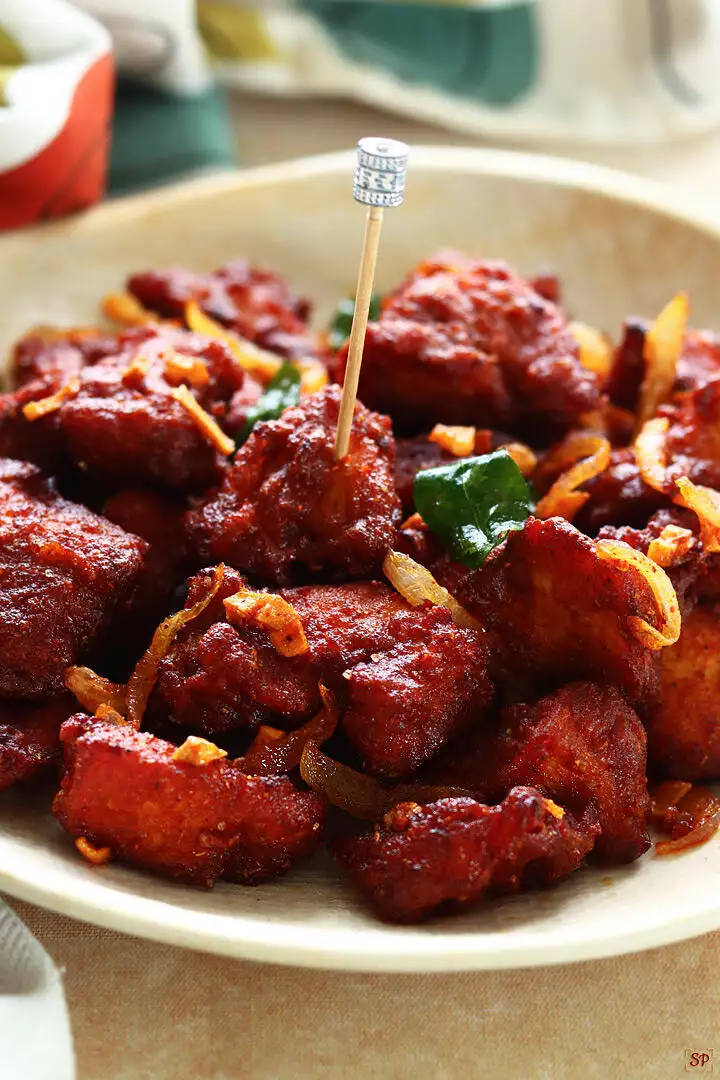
337;253;599;438
437;516;661;708
185;386;401;585
0;697;74;791
0;459;147;698
441;683;649;864
99;490;194;668
127;260;321;360
156;621;319;736
647;605;720;781
53;715;326;886
572;448;666;535
607;317;720;411
10;326;120;390
662;375;720;491
5;325;247;494
157;572;481;736
341;622;493;779
529;272;562;305
333;788;597;923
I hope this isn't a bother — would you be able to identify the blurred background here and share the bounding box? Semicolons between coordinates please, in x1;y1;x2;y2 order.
2;0;720;229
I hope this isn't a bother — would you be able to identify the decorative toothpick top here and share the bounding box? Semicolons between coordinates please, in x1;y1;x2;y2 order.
334;137;409;460
353;137;410;208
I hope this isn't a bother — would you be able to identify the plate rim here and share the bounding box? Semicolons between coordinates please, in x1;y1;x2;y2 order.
3;145;720;970
4;144;720;249
2;848;720;972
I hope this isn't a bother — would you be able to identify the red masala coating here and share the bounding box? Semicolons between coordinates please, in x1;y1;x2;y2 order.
127;260;321;360
100;490;194;663
11;327;121;390
337;254;599;438
185;386;401;585
0;697;74;791
156;621;319;735
464;683;650;864
157;573;475;735
394;437;455;515
8;326;248;494
647;605;720;782
333;787;597;923
341;622;493;778
572;448;666;536
663;375;720;491
53;715;326;886
0;381;70;475
437;516;661;708
529;272;562;305
0;459;147;698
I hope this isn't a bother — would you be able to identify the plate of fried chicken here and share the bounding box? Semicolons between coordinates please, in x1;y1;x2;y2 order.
1;148;720;970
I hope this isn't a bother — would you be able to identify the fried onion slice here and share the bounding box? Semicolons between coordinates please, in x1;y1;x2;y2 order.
295;356;329;395
300;742;475;822
569;321;613;380
595;538;681;649
65;666;127;716
652;782;720;855
634;416;670;493
126;564;226;728
236;685;338;777
429;424;476;458
22;378;80;421
170;384;235;456
184;301;281;383
535;434;611;521
501;442;538;477
101;292;159;327
673;477;720;554
636;292;689;430
383;550;481;631
224;588;309;657
164;351;210;389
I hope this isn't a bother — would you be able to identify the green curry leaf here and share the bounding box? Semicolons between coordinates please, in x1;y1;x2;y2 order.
240;362;301;443
328;293;382;350
413;449;533;567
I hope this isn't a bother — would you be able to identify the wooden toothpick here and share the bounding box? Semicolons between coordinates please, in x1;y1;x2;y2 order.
334;137;409;461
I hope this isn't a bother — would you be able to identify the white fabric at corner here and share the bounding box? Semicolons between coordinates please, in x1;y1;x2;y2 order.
0;900;74;1080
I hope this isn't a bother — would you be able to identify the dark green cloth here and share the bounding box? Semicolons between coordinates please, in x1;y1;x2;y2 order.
300;1;536;106
108;80;237;197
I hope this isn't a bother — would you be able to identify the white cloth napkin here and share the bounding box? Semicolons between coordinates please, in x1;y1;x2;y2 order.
0;900;75;1080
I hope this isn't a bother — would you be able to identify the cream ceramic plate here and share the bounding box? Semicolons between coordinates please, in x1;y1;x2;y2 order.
1;148;720;972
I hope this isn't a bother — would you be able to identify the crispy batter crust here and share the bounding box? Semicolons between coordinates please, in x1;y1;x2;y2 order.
337;254;599;438
53;715;326;886
0;697;74;791
437;516;661;708
341;620;493;778
648;605;720;781
185;386;401;585
127;260;320;361
440;683;650;864
0;460;147;697
333;787;597;923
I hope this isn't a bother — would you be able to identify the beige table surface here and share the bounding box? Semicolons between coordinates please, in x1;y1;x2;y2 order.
5;92;720;1080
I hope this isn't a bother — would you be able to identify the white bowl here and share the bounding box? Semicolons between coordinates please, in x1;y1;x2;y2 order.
1;147;720;971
